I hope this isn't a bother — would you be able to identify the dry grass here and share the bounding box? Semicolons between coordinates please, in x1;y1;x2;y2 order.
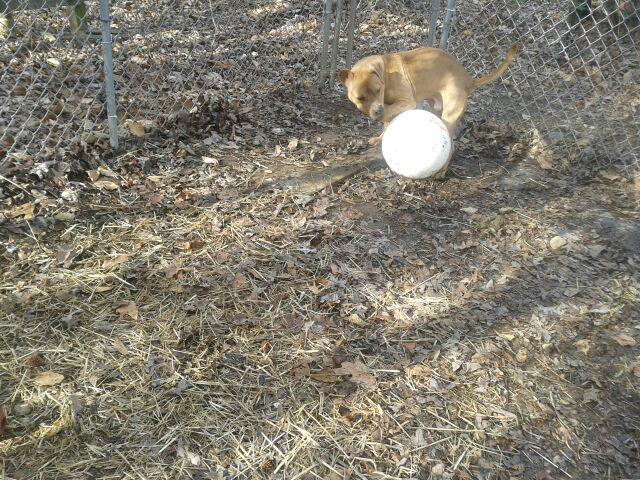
2;130;639;478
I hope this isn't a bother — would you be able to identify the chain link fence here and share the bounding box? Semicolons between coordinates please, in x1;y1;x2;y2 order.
450;0;640;170
323;0;639;170
1;0;639;175
1;1;107;167
0;0;326;172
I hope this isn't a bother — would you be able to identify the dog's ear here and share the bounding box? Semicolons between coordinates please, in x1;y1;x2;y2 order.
337;69;351;85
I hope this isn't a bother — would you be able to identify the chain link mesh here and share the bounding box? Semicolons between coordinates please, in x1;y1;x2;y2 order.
0;0;326;168
327;0;639;170
1;0;638;172
449;0;640;170
0;1;107;167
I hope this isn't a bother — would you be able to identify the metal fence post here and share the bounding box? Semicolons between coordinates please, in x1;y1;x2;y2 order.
439;0;456;50
329;0;343;82
345;0;357;69
318;0;333;88
427;0;440;47
99;0;118;150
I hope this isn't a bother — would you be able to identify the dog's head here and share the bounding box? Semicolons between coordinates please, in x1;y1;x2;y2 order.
338;56;385;121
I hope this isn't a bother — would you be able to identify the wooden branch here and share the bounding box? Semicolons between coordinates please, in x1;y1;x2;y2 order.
272;149;385;195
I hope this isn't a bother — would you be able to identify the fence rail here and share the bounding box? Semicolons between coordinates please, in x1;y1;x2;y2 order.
1;0;638;174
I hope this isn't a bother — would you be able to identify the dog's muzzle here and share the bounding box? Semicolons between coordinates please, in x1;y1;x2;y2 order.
371;104;384;120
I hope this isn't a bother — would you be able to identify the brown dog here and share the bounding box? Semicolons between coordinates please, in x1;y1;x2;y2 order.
338;44;518;176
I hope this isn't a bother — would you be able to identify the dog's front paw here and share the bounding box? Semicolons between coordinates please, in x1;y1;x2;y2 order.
368;135;382;146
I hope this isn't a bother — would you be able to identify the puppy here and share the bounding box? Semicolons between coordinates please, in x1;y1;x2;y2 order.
338;44;518;177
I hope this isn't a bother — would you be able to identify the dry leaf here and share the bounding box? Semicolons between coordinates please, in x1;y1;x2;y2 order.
164;265;180;278
35;371;64;386
496;331;515;341
115;300;138;320
9;202;36;219
293;363;310;379
54;211;75;222
334;360;376;389
287;138;299;151
102;254;131;269
599;169;622;181
536;150;554;170
113;338;128;355
94;284;115;293
612;334;636;347
93;180;119;191
56;244;81;267
0;406;5;435
575;339;590;354
231;272;247;289
406;364;431;377
130;121;147;138
97;165;118;178
26;353;45;367
202;156;219;165
179;240;204;250
549;236;567;250
216;251;230;264
345;314;366;327
87;169;100;182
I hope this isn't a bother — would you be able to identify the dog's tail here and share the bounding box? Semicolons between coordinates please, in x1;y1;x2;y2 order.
471;44;518;90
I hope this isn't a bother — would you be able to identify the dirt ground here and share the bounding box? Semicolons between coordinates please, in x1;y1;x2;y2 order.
1;1;640;479
2;84;640;478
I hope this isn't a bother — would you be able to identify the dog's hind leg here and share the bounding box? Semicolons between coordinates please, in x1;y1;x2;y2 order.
432;88;468;178
430;93;443;117
439;88;468;139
